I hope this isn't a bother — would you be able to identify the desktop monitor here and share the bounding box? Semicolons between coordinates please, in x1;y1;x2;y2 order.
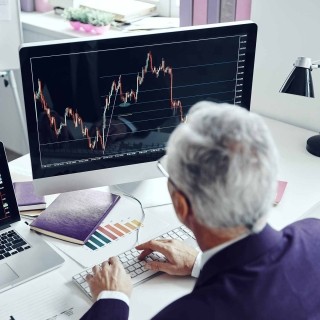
19;21;257;195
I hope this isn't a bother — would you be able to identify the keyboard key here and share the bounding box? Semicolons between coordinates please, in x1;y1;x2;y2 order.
12;241;27;249
76;277;86;284
128;266;135;272
120;257;128;263
145;257;154;263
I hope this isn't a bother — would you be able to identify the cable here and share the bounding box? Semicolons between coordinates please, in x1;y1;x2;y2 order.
113;185;146;246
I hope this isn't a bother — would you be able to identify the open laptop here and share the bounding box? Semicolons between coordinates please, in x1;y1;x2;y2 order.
0;141;64;293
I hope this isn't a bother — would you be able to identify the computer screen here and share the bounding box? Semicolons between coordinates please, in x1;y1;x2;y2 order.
0;142;20;225
19;21;257;195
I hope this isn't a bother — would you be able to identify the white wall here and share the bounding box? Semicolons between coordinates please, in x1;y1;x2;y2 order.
0;70;29;155
250;0;320;132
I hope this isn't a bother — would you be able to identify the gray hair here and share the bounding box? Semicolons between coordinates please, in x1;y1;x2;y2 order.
166;101;278;232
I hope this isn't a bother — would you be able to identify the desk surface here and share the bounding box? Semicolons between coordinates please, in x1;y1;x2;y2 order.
4;116;320;319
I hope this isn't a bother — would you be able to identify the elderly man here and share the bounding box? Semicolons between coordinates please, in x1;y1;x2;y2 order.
81;101;320;320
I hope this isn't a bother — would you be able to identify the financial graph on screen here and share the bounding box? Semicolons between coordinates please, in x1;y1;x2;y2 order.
30;34;249;170
0;174;11;222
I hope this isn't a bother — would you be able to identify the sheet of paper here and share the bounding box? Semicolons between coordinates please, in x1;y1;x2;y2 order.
297;200;320;220
49;197;171;267
0;272;88;320
0;0;11;21
9;154;33;178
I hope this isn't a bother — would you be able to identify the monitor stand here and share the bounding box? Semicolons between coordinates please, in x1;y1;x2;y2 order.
110;177;172;209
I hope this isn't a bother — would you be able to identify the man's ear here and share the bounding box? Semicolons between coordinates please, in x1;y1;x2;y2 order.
172;190;191;224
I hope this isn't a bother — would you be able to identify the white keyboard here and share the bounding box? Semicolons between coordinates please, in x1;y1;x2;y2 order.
72;225;196;299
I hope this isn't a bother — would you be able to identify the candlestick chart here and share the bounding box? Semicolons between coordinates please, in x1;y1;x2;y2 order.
34;51;185;154
30;34;248;169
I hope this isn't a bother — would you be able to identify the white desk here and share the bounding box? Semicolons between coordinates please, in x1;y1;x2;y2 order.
4;116;320;319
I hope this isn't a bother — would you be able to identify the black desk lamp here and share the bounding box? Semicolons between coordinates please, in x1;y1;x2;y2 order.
280;57;320;156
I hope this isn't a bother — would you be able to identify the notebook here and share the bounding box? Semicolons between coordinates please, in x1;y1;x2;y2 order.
13;181;46;211
0;141;64;293
30;190;120;244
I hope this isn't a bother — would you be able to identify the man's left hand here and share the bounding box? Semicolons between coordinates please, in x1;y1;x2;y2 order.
86;256;133;301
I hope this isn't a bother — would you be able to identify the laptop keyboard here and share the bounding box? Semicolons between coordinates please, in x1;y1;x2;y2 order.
72;225;196;299
0;230;31;260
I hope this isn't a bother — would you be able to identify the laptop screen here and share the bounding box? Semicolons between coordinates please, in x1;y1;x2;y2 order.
0;142;20;227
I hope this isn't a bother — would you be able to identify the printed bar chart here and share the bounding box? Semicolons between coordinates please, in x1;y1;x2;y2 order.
52;209;171;268
85;219;142;251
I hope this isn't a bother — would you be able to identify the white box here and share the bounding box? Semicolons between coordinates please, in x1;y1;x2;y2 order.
48;0;82;9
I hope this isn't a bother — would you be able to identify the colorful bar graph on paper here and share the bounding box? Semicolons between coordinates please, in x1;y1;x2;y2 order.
85;219;142;251
114;223;131;233
105;224;124;237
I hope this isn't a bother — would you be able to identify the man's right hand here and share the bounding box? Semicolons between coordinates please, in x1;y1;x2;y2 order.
136;239;199;276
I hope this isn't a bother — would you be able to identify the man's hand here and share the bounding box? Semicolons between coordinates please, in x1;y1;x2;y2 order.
136;239;198;276
86;256;133;301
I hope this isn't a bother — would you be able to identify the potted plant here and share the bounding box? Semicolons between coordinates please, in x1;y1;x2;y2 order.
62;7;84;31
62;7;114;34
87;10;114;34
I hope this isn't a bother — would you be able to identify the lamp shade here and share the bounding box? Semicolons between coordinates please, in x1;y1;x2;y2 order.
280;66;314;97
280;57;315;97
280;57;320;157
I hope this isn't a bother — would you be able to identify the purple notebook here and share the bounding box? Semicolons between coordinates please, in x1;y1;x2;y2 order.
30;189;120;244
13;181;46;211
